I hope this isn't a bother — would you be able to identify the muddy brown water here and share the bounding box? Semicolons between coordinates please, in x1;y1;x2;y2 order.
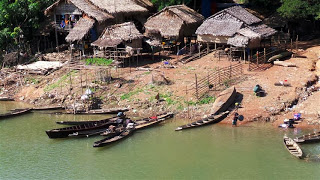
1;101;320;179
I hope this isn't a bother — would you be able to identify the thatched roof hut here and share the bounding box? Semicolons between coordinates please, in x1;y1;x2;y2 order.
66;17;95;42
196;6;276;48
88;0;153;15
144;5;204;39
92;22;143;48
44;0;113;22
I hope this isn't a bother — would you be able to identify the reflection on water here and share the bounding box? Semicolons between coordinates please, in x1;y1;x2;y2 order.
1;102;320;179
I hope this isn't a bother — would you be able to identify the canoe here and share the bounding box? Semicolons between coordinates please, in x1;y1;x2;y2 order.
56;116;117;125
32;106;64;111
175;86;236;131
64;108;129;115
0;108;32;119
283;135;303;159
100;112;174;135
294;132;320;143
268;51;293;62
175;111;229;131
93;128;135;147
0;97;14;101
45;117;124;138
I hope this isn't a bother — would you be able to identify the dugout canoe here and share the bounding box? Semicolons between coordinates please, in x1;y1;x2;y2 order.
268;51;293;62
283;135;303;159
175;111;229;131
294;132;320;143
100;112;174;136
0;108;32;119
32;106;64;111
0;97;14;101
64;108;129;115
45;117;125;138
56;116;117;125
93;128;135;147
175;86;236;131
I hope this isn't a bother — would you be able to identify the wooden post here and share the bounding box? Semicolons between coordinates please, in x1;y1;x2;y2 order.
243;48;246;63
195;74;199;99
296;35;298;51
263;48;266;63
80;70;83;95
198;43;201;58
129;56;131;73
229;64;232;79
207;43;209;54
256;51;259;65
218;51;220;61
215;42;217;50
291;39;293;52
53;12;59;52
207;71;210;91
69;69;72;94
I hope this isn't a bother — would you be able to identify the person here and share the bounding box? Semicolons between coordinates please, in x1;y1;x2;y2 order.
232;113;239;127
116;112;126;125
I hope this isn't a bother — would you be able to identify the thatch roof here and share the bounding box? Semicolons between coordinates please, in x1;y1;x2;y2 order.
227;35;249;47
144;5;204;38
66;17;95;42
88;0;153;14
247;24;277;38
221;6;261;25
44;0;113;22
237;28;260;39
196;20;243;36
91;22;143;48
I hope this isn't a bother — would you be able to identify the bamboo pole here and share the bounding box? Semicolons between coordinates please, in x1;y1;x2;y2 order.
195;74;199;99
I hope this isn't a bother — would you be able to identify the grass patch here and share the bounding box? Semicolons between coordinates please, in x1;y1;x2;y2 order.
120;88;143;100
198;95;215;105
25;77;40;84
44;70;78;92
84;58;113;66
144;71;151;75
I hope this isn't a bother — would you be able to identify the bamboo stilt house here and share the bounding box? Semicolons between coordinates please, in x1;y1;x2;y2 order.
144;5;204;44
196;6;277;48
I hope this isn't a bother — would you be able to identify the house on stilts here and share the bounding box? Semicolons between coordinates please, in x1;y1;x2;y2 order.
196;6;277;61
144;5;204;54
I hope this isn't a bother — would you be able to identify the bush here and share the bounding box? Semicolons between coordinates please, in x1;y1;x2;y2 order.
84;58;113;66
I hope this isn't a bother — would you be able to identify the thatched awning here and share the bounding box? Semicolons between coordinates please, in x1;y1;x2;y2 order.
88;0;152;14
248;24;277;38
227;35;249;47
91;22;143;48
196;20;243;36
145;5;204;38
45;0;113;22
237;28;260;39
66;17;95;42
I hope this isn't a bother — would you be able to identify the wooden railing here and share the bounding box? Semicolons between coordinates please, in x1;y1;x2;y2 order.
188;63;243;99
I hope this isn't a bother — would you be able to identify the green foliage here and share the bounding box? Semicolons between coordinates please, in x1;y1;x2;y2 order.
120;88;143;100
84;58;113;66
277;0;320;20
0;0;55;50
151;0;192;10
25;77;40;84
197;95;215;105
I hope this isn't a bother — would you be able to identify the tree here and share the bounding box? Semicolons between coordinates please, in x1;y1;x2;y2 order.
277;0;320;20
151;0;192;10
0;0;55;51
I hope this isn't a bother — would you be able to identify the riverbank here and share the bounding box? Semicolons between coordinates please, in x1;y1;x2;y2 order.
1;39;320;128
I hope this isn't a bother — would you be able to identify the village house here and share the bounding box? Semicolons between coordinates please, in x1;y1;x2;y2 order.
44;0;153;53
196;6;277;53
144;5;204;53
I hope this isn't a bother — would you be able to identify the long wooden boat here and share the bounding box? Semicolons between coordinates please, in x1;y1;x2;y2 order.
32;106;64;111
283;135;303;159
93;128;135;147
294;132;320;143
45;117;124;138
175;86;236;131
175;111;229;131
56;116;117;125
64;108;129;115
0;108;32;119
0;96;14;101
100;112;174;136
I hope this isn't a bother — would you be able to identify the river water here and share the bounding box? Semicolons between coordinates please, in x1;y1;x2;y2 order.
1;102;320;179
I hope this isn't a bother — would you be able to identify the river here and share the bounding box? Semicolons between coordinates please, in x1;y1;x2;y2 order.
1;102;320;179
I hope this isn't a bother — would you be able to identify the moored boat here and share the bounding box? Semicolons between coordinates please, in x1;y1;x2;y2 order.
93;128;135;147
0;96;14;101
175;86;236;131
45;117;125;138
56;116;117;125
294;132;320;143
175;111;229;131
283;135;303;159
32;106;64;111
64;108;129;115
0;108;32;119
